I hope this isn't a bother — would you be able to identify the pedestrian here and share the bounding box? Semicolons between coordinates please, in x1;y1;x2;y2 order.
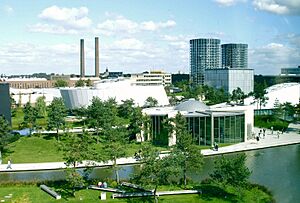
277;131;280;139
263;128;266;139
256;136;259;142
271;126;274;134
281;128;284;134
6;158;12;169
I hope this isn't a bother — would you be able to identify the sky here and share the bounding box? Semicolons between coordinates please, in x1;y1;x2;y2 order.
0;0;299;76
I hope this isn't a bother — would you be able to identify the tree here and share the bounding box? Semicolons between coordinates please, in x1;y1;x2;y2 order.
0;116;12;160
75;79;85;87
85;79;92;87
61;131;93;168
87;97;104;138
144;97;158;107
118;99;135;118
102;127;128;183
23;102;38;135
250;83;269;110
54;79;68;87
65;168;85;196
35;96;47;118
47;97;67;140
231;87;245;104
282;102;295;121
168;113;204;189
131;144;180;203
210;153;251;196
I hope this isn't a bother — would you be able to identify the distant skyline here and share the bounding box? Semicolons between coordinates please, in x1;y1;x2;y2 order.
0;0;299;75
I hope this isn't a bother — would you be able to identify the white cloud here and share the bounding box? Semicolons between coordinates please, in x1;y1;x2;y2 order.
38;5;91;29
3;5;14;14
214;0;247;6
253;0;300;15
249;42;300;74
140;20;176;31
94;16;176;36
29;5;92;34
113;38;144;50
95;16;139;36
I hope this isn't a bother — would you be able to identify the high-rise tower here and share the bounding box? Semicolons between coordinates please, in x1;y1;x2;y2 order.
222;44;248;69
190;38;220;85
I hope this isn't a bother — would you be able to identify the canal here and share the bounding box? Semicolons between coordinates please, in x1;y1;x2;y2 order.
1;144;299;202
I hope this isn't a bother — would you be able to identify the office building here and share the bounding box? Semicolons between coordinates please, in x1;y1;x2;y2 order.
130;71;171;86
222;44;248;69
0;83;11;125
190;38;220;85
205;69;254;94
281;66;300;75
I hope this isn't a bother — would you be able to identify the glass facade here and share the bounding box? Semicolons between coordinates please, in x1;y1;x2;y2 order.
221;44;248;69
150;114;245;146
190;38;221;86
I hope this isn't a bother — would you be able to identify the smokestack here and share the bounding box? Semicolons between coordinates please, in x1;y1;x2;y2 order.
80;39;85;78
95;37;100;77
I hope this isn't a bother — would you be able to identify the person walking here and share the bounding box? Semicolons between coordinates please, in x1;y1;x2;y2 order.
263;129;266;139
271;126;274;134
6;158;12;169
277;131;280;139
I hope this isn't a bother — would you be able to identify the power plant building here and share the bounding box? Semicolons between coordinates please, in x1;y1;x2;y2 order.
190;38;221;85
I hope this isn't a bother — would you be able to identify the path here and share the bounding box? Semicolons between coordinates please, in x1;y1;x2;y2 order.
1;124;300;172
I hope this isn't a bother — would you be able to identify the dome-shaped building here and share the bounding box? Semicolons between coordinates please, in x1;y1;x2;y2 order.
142;99;253;147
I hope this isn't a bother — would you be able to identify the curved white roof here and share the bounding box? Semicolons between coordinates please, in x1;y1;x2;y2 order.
244;83;300;109
60;79;169;109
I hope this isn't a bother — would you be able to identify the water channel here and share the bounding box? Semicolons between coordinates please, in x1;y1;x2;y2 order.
1;144;299;203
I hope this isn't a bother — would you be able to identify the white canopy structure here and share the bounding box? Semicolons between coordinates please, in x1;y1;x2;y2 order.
60;78;170;109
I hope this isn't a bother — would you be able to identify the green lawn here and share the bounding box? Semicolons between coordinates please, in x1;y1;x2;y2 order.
0;184;273;203
2;135;169;164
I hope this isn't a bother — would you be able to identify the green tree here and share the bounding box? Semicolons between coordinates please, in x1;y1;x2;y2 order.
102;126;128;183
131;144;180;203
61;131;94;195
61;131;93;168
210;153;251;197
118;99;135;118
47;97;67;140
144;97;158;107
54;79;68;87
231;87;245;104
0;116;12;160
250;83;269;110
85;79;92;87
87;97;104;138
35;96;47;118
168;113;204;189
75;79;85;87
282;102;295;121
23;102;38;135
10;96;17;117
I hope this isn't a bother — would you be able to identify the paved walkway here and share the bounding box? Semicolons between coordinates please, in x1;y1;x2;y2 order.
201;124;300;156
1;125;300;172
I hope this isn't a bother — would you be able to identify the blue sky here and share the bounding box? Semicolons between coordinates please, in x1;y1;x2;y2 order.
0;0;299;75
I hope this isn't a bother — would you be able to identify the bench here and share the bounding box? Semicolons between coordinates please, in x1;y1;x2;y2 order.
88;185;125;193
40;185;61;200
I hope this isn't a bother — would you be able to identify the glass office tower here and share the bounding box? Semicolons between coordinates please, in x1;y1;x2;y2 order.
190;38;220;85
222;43;248;69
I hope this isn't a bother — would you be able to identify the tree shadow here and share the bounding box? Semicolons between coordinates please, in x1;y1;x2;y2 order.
40;181;75;201
42;134;57;140
125;196;154;203
194;184;237;202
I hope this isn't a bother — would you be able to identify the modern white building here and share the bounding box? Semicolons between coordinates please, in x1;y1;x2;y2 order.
142;99;254;146
60;78;170;109
130;71;171;86
10;88;61;106
205;68;254;94
244;83;300;110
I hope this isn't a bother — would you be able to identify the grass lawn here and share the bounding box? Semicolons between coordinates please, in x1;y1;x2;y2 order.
2;135;169;164
12;108;48;130
0;183;273;203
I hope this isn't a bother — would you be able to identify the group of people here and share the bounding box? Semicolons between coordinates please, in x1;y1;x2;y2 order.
97;181;108;188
